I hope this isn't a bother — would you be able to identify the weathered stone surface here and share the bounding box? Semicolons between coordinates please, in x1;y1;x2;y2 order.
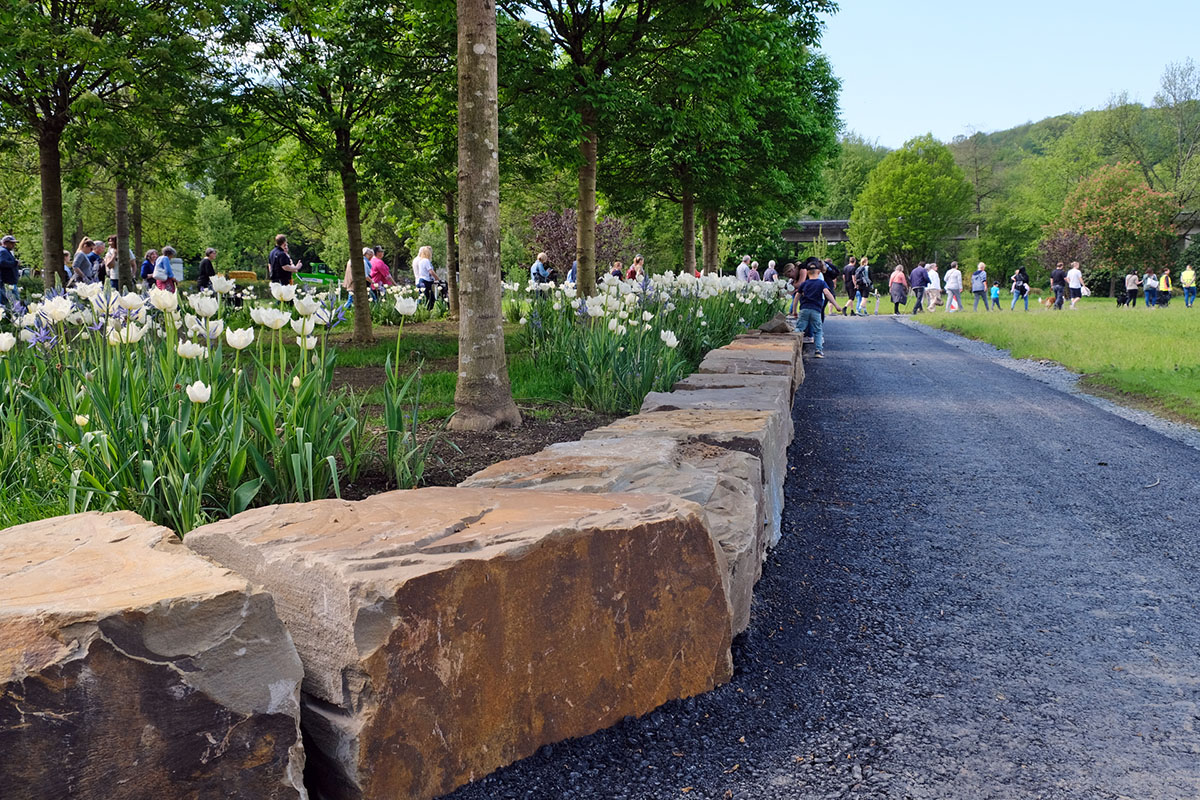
584;409;791;547
710;335;804;390
0;511;307;800
640;386;794;441
698;350;802;393
460;437;766;635
674;370;792;395
186;488;732;800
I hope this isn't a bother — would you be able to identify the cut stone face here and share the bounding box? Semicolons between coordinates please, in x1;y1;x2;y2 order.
640;385;794;441
460;437;766;635
0;511;307;800
584;408;791;547
699;334;804;391
673;371;793;397
186;488;733;800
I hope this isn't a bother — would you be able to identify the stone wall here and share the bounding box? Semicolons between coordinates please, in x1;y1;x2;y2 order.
0;324;804;800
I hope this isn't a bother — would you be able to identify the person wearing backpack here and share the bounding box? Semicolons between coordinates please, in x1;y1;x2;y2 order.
853;256;873;315
1009;266;1031;311
971;262;990;311
1142;268;1159;308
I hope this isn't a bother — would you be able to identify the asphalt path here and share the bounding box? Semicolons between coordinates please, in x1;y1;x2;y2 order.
446;315;1200;799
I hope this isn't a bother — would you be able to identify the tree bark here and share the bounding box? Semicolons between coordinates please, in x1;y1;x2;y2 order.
339;152;373;344
702;207;719;274
37;124;65;290
445;192;459;319
131;186;143;260
451;0;520;432
575;104;599;295
681;189;696;275
115;179;134;290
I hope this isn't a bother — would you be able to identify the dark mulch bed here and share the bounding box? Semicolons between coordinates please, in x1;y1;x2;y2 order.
341;405;623;498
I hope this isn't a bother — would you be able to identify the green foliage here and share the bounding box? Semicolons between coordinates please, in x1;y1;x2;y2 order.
1053;162;1178;274
812;134;890;219
848;135;973;266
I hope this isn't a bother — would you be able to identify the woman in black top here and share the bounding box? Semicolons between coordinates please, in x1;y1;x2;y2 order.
197;247;217;290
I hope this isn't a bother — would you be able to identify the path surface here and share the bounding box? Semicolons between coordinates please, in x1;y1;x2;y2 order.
447;316;1200;799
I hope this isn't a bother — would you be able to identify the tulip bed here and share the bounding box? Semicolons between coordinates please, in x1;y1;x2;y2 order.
0;273;788;532
507;272;789;413
0;280;430;533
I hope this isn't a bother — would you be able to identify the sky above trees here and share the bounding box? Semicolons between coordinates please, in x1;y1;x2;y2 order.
818;0;1199;148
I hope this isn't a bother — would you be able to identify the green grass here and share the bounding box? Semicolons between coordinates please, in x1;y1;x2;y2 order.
917;295;1200;423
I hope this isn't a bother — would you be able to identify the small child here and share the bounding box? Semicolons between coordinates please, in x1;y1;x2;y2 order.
990;282;1000;308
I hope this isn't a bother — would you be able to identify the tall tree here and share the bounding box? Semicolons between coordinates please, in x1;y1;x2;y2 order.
453;0;521;431
0;0;234;288
848;134;973;266
814;133;889;219
246;0;443;342
503;0;834;292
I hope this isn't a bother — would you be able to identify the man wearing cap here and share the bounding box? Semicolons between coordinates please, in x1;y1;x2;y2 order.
0;235;19;307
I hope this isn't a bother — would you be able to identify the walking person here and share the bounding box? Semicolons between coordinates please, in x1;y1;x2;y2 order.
853;256;872;315
841;256;857;315
1159;268;1173;305
140;250;158;290
990;282;1001;309
925;262;941;311
0;235;19;308
1181;263;1196;308
1124;269;1141;308
736;255;751;281
796;262;844;359
1142;268;1159;308
197;248;217;291
1067;261;1085;309
971;262;990;311
1050;261;1068;310
71;238;96;284
413;245;439;309
747;260;760;281
910;260;929;314
268;234;299;285
1009;266;1030;311
944;261;963;312
153;246;179;292
763;260;778;282
369;245;395;301
888;264;909;314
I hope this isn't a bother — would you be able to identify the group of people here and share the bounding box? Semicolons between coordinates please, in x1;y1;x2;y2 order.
66;236;189;293
1120;265;1196;308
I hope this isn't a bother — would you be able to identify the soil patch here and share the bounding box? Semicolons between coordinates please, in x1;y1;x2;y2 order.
333;360;457;392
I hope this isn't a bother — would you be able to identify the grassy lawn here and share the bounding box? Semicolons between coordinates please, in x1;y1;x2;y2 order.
916;295;1200;424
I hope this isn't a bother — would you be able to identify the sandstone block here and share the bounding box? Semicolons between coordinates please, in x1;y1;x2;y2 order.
639;386;793;441
460;437;766;635
584;409;791;547
698;351;802;393
0;511;307;800
712;335;804;389
186;488;732;800
673;370;793;398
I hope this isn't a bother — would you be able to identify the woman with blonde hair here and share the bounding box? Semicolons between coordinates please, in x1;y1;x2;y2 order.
71;237;95;284
412;245;438;309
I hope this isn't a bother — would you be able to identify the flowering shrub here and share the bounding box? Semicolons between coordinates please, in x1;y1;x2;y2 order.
0;282;426;533
507;272;788;413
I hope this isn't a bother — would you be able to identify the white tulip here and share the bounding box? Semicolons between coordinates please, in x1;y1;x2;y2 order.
290;316;315;336
642;311;653;322
293;295;320;316
19;328;35;344
106;323;146;345
291;375;301;390
73;282;103;300
225;327;255;350
296;335;318;351
148;288;178;312
659;330;679;349
254;307;292;330
190;295;219;318
607;318;619;332
210;275;235;294
0;332;15;352
177;341;209;360
39;296;74;323
270;283;297;302
75;414;89;427
118;293;144;311
394;296;419;316
185;380;211;403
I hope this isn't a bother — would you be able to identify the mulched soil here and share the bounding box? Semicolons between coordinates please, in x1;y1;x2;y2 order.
340;405;623;499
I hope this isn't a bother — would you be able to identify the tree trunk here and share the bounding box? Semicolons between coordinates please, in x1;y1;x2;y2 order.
37;124;65;290
131;186;143;259
115;179;134;290
702;207;719;274
451;0;520;432
681;189;696;275
445;192;459;319
339;153;373;344
575;104;599;295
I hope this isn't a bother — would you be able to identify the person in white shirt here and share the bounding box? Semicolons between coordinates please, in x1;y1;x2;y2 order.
735;255;751;281
943;261;963;312
925;262;941;311
1066;261;1085;309
412;245;439;309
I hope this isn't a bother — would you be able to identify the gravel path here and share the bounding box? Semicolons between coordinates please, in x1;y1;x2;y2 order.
445;315;1200;799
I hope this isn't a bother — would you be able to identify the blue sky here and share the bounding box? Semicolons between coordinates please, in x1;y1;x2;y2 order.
816;0;1199;148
